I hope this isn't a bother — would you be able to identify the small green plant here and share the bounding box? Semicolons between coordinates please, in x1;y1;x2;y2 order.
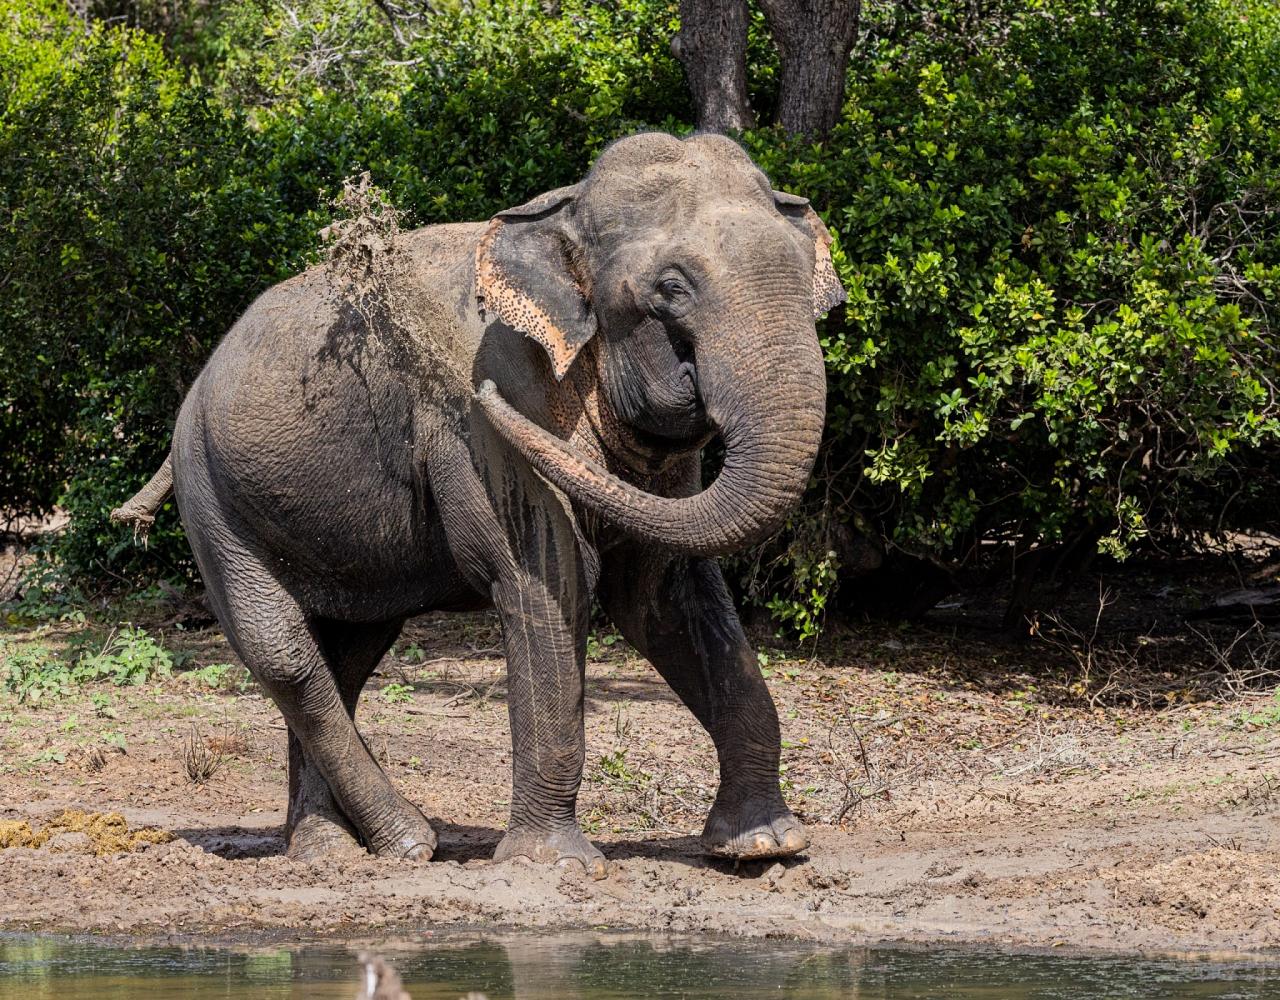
1235;692;1280;730
75;626;173;687
1;643;67;703
1;564;85;626
2;625;173;704
185;663;235;688
382;682;414;704
595;749;648;789
169;648;198;671
766;547;839;644
90;693;118;719
586;630;621;659
757;649;773;678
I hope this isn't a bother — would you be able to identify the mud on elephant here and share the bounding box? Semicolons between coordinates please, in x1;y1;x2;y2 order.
113;131;845;876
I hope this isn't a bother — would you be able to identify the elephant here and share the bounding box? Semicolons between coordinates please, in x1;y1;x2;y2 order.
113;131;845;876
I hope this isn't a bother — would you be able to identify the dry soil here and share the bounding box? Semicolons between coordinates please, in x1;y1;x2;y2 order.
1;599;1278;957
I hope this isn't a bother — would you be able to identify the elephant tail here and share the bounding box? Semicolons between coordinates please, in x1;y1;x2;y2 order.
109;453;174;546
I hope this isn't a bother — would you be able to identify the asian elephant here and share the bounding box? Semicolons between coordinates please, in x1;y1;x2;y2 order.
113;131;844;876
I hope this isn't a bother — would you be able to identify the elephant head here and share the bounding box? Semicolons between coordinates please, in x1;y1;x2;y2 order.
474;132;844;557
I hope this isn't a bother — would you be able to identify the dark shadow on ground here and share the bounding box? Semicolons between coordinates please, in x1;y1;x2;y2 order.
176;818;782;876
810;540;1280;709
174;824;284;860
428;823;726;873
598;834;809;879
429;819;503;863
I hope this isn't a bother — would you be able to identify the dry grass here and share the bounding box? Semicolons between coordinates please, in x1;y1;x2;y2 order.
1030;583;1280;709
82;745;107;774
206;730;249;757
181;726;224;785
0;810;170;855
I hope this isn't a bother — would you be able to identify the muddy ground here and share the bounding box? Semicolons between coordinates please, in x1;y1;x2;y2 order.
1;555;1279;957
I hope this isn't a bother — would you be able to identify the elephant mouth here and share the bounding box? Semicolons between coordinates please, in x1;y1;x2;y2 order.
576;358;710;477
625;361;711;450
630;412;714;455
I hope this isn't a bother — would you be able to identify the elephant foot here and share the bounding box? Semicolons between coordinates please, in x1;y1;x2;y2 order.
494;826;608;880
366;801;437;862
701;790;808;860
286;810;365;862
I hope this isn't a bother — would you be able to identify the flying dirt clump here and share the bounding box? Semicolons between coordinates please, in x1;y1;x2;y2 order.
319;171;470;402
0;810;172;855
320;171;407;303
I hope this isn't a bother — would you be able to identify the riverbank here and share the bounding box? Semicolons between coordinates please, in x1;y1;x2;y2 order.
1;590;1278;955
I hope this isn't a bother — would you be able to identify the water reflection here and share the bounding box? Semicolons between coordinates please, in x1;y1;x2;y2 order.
0;932;1275;999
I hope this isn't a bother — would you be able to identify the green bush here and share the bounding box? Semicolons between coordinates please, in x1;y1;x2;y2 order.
743;0;1280;632
2;0;1278;636
0;0;313;580
1;623;172;703
240;0;687;225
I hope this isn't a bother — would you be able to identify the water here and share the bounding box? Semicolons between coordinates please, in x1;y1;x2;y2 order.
0;933;1277;999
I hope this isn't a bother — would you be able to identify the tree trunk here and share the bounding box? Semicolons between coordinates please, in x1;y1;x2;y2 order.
758;0;860;138
671;0;755;134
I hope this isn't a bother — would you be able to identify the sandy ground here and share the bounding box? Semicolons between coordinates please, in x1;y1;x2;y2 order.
1;604;1279;957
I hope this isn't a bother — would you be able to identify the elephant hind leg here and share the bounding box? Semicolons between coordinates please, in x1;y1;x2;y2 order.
202;548;433;861
286;730;362;859
286;619;405;860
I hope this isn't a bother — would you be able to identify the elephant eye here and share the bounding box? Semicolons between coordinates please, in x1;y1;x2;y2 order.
657;275;689;300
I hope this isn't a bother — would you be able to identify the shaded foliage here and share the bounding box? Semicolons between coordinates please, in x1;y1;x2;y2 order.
744;0;1280;632
0;2;309;578
1;0;1278;635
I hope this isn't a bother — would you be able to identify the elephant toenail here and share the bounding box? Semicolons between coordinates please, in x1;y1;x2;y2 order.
555;855;609;880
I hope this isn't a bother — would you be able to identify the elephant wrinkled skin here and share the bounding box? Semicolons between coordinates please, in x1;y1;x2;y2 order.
116;132;844;875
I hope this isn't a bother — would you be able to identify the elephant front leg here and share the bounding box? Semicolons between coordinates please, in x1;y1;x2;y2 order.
492;576;605;878
600;548;807;860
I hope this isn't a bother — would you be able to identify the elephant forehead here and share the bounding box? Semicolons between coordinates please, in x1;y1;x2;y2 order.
616;200;806;262
579;168;774;244
578;174;696;238
580;138;772;235
590;130;765;182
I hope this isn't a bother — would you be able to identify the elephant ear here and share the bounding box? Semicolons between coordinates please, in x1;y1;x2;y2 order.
475;185;596;380
773;190;847;319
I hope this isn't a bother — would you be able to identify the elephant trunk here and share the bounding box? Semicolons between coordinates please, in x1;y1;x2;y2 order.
476;315;826;558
